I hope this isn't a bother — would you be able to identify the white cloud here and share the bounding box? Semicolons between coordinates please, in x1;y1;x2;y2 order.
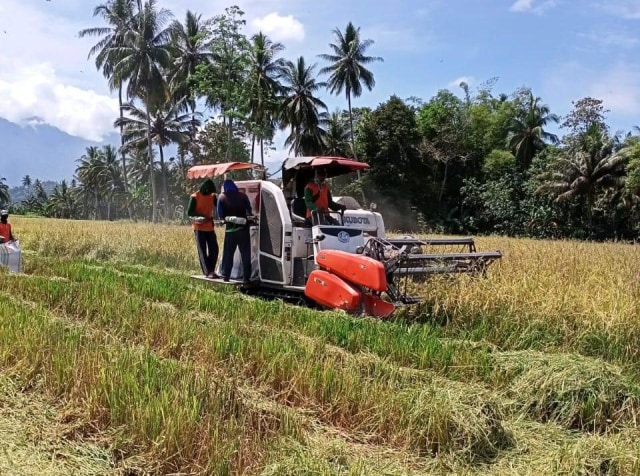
250;12;305;42
448;76;475;88
0;1;305;143
510;0;557;14
0;1;103;82
0;62;119;141
597;0;640;19
0;0;119;140
578;29;639;48
510;0;535;11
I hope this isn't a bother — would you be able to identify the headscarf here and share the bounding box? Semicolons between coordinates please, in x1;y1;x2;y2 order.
315;167;327;183
223;179;239;193
199;179;216;195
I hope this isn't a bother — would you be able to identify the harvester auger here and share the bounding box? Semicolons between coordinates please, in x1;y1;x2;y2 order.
187;157;502;318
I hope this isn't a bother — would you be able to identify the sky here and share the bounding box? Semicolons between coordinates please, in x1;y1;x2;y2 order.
1;0;640;177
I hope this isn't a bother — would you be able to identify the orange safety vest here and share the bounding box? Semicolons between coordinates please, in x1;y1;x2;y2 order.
0;223;11;242
191;192;216;231
305;182;329;218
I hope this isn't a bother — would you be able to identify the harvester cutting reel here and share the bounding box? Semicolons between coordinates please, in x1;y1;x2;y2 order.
361;236;501;304
365;236;501;274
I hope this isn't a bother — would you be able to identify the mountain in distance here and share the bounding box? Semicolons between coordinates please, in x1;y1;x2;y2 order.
0;115;284;201
0;116;119;187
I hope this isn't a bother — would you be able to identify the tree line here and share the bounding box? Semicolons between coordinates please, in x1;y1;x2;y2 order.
356;88;640;240
2;0;639;241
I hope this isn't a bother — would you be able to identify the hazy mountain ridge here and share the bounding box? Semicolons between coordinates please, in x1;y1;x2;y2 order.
0;116;119;187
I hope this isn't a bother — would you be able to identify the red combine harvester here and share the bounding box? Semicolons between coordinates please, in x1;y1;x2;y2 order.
188;158;502;318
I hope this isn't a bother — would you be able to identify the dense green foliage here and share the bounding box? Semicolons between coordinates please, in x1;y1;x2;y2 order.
351;87;639;238
5;2;639;239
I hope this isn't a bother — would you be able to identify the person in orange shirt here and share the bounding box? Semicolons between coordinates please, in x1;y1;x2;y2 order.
304;167;346;225
0;210;15;244
187;179;219;278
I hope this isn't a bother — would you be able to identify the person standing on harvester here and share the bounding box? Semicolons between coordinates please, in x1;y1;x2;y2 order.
217;179;252;283
187;179;219;279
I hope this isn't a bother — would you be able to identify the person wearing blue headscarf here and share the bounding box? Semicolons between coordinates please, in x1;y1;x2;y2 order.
216;179;253;282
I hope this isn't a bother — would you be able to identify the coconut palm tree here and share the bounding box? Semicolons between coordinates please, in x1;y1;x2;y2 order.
110;0;173;222
279;56;328;156
33;180;48;202
45;181;80;219
78;0;137;193
507;91;560;170
93;145;124;219
537;126;628;230
318;22;382;158
127;146;156;185
116;96;201;216
74;145;123;219
22;194;45;215
73;181;96;220
75;146;107;218
246;32;285;165
74;145;124;219
624;139;640;193
21;175;32;189
322;109;349;156
167;10;213;114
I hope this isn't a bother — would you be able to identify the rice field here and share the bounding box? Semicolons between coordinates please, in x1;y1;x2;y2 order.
1;216;640;474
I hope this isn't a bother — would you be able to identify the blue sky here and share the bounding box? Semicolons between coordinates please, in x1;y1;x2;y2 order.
1;0;640;177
